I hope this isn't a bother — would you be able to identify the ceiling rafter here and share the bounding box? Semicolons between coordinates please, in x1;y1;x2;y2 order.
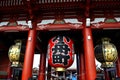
85;0;90;17
0;0;120;22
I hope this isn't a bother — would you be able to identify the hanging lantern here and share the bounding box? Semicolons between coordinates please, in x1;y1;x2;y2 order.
95;38;118;68
8;40;24;67
48;36;74;71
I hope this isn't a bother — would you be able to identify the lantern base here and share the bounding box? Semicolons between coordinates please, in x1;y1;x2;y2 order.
101;62;114;68
55;67;65;72
11;61;23;67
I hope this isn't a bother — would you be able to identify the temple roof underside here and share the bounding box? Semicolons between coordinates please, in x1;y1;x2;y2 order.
0;0;120;22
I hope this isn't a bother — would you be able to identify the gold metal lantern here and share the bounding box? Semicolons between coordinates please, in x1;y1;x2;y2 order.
94;38;118;68
8;40;24;67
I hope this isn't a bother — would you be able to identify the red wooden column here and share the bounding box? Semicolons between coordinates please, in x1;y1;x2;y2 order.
76;50;86;80
79;52;85;80
76;52;80;80
47;64;51;79
38;53;46;80
83;27;96;80
7;63;12;79
22;21;37;80
116;52;120;77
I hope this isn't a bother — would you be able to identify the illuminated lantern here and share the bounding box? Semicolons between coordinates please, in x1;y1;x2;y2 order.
48;36;74;71
8;40;24;67
95;38;118;68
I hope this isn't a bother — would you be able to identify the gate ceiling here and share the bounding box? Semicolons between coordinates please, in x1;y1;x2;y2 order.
0;0;120;22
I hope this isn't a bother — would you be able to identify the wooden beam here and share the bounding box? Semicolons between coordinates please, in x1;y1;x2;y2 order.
0;26;29;31
0;22;120;32
91;22;120;29
37;23;83;30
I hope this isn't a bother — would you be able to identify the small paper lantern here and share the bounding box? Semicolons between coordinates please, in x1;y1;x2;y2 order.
48;36;74;71
95;38;118;68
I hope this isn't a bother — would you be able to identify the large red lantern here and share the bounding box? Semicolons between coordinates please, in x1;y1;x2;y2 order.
48;36;74;71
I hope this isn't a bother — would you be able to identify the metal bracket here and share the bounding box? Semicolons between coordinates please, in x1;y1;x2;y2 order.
28;20;32;29
86;18;90;27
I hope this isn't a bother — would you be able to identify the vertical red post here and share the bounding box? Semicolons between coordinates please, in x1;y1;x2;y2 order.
22;21;37;80
76;52;80;80
47;64;51;79
76;51;85;80
7;63;12;79
83;27;96;80
79;52;85;80
38;53;46;80
116;52;120;77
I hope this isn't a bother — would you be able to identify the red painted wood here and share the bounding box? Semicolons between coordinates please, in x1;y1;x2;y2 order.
0;54;10;79
0;26;29;31
0;75;7;79
116;53;120;77
0;22;120;32
22;22;37;80
7;62;12;79
0;0;120;21
91;22;120;29
83;27;96;80
47;64;51;79
37;23;83;30
38;53;46;80
79;53;85;80
0;23;83;32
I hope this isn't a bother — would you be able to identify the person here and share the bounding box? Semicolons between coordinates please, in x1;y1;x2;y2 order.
72;74;77;80
116;77;120;80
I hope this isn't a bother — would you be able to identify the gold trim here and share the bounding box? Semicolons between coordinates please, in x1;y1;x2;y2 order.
55;67;66;72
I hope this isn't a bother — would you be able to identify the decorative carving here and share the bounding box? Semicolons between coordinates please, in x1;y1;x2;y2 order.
53;19;65;24
17;25;28;30
92;22;105;28
38;24;48;30
69;23;82;29
7;21;18;26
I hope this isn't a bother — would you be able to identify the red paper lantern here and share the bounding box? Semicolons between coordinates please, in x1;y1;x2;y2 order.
48;36;74;71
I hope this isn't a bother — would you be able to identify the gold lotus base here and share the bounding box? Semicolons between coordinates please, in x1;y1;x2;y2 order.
101;62;114;68
55;67;65;72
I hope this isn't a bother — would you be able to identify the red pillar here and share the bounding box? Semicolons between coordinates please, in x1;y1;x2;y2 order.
38;53;46;80
79;53;85;80
7;63;12;79
83;27;96;80
47;64;51;79
77;51;86;80
22;22;37;80
76;52;80;80
116;53;120;77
